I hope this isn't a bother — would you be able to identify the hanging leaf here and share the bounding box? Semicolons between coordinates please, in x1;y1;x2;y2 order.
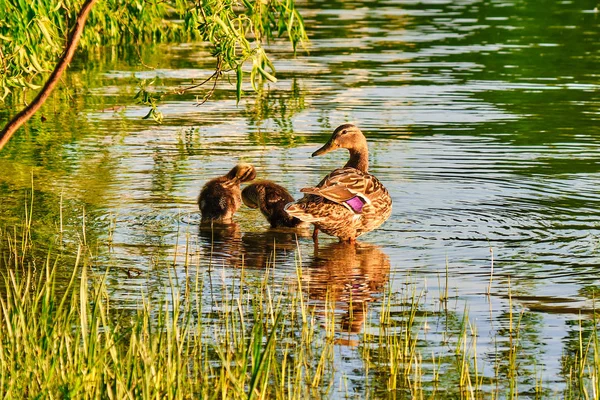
257;64;277;83
236;63;243;104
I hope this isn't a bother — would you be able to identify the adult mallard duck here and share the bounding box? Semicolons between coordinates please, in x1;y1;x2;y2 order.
285;124;392;243
198;163;256;223
242;180;306;228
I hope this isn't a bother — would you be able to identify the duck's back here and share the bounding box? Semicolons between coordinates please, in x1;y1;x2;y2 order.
198;177;241;222
243;181;303;228
323;168;392;236
287;167;392;240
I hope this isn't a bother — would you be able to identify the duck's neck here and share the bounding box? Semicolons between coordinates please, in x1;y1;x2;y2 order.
344;147;369;173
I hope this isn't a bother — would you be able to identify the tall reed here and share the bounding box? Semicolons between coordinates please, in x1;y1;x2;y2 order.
0;200;599;398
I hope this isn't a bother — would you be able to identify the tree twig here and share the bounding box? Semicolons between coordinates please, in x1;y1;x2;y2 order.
135;45;156;70
0;0;99;151
195;70;220;106
175;57;223;95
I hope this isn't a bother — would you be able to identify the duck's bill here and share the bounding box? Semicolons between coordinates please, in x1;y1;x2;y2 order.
312;140;336;157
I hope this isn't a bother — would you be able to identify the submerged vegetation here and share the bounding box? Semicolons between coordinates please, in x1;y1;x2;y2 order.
1;193;599;399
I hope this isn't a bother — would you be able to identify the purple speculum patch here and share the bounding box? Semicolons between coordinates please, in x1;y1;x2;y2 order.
345;196;366;213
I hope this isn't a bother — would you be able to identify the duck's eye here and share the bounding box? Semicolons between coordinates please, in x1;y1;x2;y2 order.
341;130;347;135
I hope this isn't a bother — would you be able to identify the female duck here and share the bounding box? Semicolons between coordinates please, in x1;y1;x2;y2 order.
284;124;392;242
242;180;305;228
198;163;256;223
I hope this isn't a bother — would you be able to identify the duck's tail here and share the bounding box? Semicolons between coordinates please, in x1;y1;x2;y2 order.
284;201;323;223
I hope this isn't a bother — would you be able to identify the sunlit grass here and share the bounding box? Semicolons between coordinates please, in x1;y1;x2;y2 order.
0;199;342;398
0;202;599;399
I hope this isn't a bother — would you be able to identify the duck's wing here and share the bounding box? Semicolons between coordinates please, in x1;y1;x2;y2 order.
300;167;385;213
300;184;370;207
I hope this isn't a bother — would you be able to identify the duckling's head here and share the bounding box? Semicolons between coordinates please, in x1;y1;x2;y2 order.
226;163;257;183
312;124;367;157
241;184;262;209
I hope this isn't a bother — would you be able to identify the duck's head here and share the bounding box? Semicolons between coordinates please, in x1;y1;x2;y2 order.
312;124;367;157
226;163;257;183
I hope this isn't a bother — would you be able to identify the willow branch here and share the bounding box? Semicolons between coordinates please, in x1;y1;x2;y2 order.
195;71;220;106
0;0;99;151
174;57;223;94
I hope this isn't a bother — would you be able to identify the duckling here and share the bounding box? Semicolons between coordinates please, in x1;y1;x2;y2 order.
242;180;305;228
285;124;392;243
198;163;256;223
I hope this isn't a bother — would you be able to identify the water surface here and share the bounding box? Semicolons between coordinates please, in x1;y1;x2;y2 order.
1;0;600;397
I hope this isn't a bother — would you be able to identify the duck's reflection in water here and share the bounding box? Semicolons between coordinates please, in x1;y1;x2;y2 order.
198;222;243;267
305;242;390;344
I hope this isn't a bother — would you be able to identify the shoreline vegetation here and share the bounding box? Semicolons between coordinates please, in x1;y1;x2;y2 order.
1;192;598;399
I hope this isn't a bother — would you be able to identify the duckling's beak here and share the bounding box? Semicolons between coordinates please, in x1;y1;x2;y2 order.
312;139;337;157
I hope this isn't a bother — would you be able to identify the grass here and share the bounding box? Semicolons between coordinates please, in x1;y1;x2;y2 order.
0;201;599;398
0;207;338;399
0;247;334;398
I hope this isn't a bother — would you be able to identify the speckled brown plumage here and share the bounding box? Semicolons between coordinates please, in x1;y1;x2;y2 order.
198;163;256;223
242;180;305;228
285;124;392;242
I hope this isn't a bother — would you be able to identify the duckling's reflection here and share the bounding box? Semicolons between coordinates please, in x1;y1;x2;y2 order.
305;242;390;337
198;223;309;269
198;222;243;267
241;228;309;268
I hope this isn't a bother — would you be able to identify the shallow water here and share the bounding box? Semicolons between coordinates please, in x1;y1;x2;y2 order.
1;0;600;397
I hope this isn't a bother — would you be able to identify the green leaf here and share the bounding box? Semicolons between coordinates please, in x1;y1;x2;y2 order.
250;63;258;92
23;80;41;90
256;64;277;83
36;18;56;48
29;52;44;73
142;109;153;119
236;64;243;104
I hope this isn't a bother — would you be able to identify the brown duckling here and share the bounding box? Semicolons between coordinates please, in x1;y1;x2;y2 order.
242;180;306;228
198;163;256;223
285;124;392;243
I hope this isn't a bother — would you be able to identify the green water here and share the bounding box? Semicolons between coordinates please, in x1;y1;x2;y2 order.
1;0;600;397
